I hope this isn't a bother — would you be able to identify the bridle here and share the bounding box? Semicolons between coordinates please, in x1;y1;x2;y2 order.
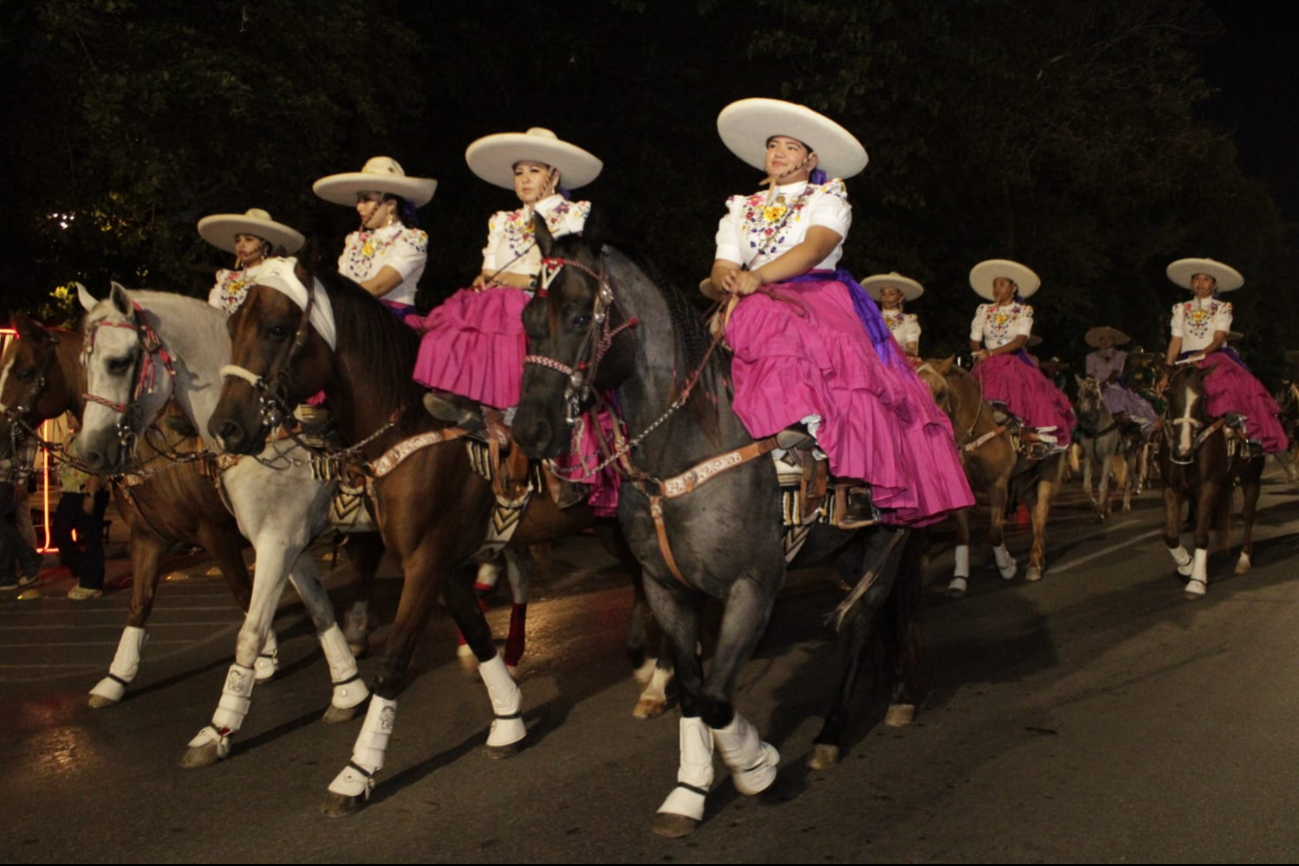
2;332;62;453
219;278;319;433
81;302;177;455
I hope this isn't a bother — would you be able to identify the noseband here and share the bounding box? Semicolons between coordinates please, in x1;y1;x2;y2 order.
81;302;177;452
219;278;319;432
522;255;639;426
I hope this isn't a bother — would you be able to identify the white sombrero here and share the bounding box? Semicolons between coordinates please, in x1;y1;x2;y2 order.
197;208;304;255
466;128;603;190
1166;257;1243;292
313;156;438;207
717;98;868;180
1085;326;1131;348
969;259;1040;300
861;272;924;302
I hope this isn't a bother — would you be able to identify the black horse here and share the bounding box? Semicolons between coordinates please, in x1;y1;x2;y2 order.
513;217;925;837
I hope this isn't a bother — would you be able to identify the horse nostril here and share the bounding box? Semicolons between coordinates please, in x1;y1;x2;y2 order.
217;420;243;448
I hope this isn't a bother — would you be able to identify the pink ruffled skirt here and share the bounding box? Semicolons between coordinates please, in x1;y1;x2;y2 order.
724;280;973;526
1196;353;1289;452
409;287;529;410
973;354;1076;445
553;409;622;517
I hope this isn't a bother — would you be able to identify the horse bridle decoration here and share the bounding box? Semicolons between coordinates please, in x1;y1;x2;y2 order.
81;302;177;453
523;254;639;426
220;277;318;432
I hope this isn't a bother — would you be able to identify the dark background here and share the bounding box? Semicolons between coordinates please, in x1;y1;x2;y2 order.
3;0;1296;381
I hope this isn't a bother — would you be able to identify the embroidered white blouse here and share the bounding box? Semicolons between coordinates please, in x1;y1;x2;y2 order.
970;301;1034;349
1170;297;1232;352
208;261;268;314
883;310;921;352
714;179;851;271
482;195;592;277
337;223;429;306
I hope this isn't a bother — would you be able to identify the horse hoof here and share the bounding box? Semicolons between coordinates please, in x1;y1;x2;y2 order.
652;812;700;839
633;658;657;688
1235;555;1252;575
180;742;223;769
322;702;364;725
320;792;364;818
998;564;1017;580
1025;566;1043;583
945;577;968;598
807;743;840;770
87;693;119;709
1184;580;1206;600
484;740;523;760
884;703;915;727
633;697;667;720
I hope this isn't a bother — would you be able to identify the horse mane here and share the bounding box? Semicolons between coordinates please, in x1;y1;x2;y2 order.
313;268;425;431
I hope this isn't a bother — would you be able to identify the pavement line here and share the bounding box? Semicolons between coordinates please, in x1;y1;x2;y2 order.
1051;528;1166;573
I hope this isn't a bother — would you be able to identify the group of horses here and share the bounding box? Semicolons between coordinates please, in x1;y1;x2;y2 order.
0;217;1274;836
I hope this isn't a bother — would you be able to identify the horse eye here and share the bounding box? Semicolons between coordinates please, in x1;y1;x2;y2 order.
573;315;591;328
17;369;35;382
107;357;133;375
266;324;289;340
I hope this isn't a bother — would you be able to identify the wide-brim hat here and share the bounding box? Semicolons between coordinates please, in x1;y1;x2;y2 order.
1166;257;1243;292
198;209;303;255
466;128;603;190
861;272;924;302
970;259;1040;300
313;156;437;207
717;98;868;180
1027;334;1043;348
1085;326;1131;348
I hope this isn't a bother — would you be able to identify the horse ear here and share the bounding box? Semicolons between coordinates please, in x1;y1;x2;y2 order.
13;312;48;343
109;282;131;316
534;216;556;258
937;356;955;375
1075;374;1085;387
296;235;320;273
580;202;607;252
76;282;99;311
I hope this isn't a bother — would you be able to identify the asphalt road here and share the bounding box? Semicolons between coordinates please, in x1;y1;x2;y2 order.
3;468;1298;863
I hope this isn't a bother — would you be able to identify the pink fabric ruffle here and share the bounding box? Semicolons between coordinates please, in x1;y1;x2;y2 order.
973;354;1076;445
553;408;622;517
410;287;529;410
1196;353;1289;453
724;279;973;525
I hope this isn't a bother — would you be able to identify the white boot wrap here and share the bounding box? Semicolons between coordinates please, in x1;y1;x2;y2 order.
994;544;1016;578
479;654;526;747
327;695;397;799
319;624;368;709
211;663;256;732
712;713;779;796
657;716;715;821
89;626;148;703
475;561;501;589
1188;548;1209;596
343;601;369;642
954;545;970;578
1169;544;1193;576
254;631;279;682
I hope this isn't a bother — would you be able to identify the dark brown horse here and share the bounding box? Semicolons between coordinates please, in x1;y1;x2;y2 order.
207;259;666;816
916;359;1064;596
1160;363;1264;599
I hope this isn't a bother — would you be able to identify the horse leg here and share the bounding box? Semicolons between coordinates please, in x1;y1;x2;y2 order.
501;547;531;676
195;521;281;683
285;556;369;724
342;531;385;658
811;527;914;769
1236;463;1262;575
88;533;167;708
1162;484;1193;579
455;555;501;676
1186;482;1219;600
1082;444;1096;507
947;507;972;597
643;577;710;839
1026;474;1054;582
989;482;1017;580
181;540;294;768
1098;453;1113;520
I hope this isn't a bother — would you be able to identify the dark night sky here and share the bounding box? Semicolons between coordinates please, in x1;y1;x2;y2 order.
1202;1;1299;219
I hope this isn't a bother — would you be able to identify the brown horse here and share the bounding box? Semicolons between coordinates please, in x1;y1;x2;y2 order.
1160;363;1264;599
207;260;665;816
916;359;1064;596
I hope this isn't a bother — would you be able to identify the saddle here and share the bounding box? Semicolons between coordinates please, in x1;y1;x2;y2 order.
772;446;877;561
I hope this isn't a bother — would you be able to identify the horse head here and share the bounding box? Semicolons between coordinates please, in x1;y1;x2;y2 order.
0;313;79;458
1164;362;1217;461
77;282;177;472
515;207;637;460
918;358;982;432
1074;376;1104;425
210;258;334;454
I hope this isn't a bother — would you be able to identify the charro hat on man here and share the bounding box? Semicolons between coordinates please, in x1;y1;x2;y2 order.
313;156;437;207
969;259;1040;300
466;128;603;190
717;98;868;180
197;208;304;255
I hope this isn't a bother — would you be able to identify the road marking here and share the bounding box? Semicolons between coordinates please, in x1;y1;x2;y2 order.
1051;529;1166;573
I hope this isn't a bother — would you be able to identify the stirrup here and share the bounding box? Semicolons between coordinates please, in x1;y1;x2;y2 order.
834;484;877;529
775;426;815;450
422;391;484;432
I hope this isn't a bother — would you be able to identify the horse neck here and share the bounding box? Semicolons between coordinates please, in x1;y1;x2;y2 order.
952;373;997;441
56;334;88;420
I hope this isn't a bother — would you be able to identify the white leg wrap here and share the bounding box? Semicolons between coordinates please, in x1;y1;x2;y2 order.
327;695;397;799
480;653;526;748
1169;544;1193;576
254;631;279;683
475;561;501;589
946;576;968;597
1187;548;1209;597
211;663;256;732
657;716;715;821
712;713;779;796
954;545;970;578
343;601;369;643
994;544;1016;579
89;626;148;703
318;624;369;709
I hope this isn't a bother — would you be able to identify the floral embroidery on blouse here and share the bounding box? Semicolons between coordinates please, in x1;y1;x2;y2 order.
1178;299;1231;341
486;200;592;270
976;302;1033;348
212;269;252;314
732;179;846;263
343;226;429;279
